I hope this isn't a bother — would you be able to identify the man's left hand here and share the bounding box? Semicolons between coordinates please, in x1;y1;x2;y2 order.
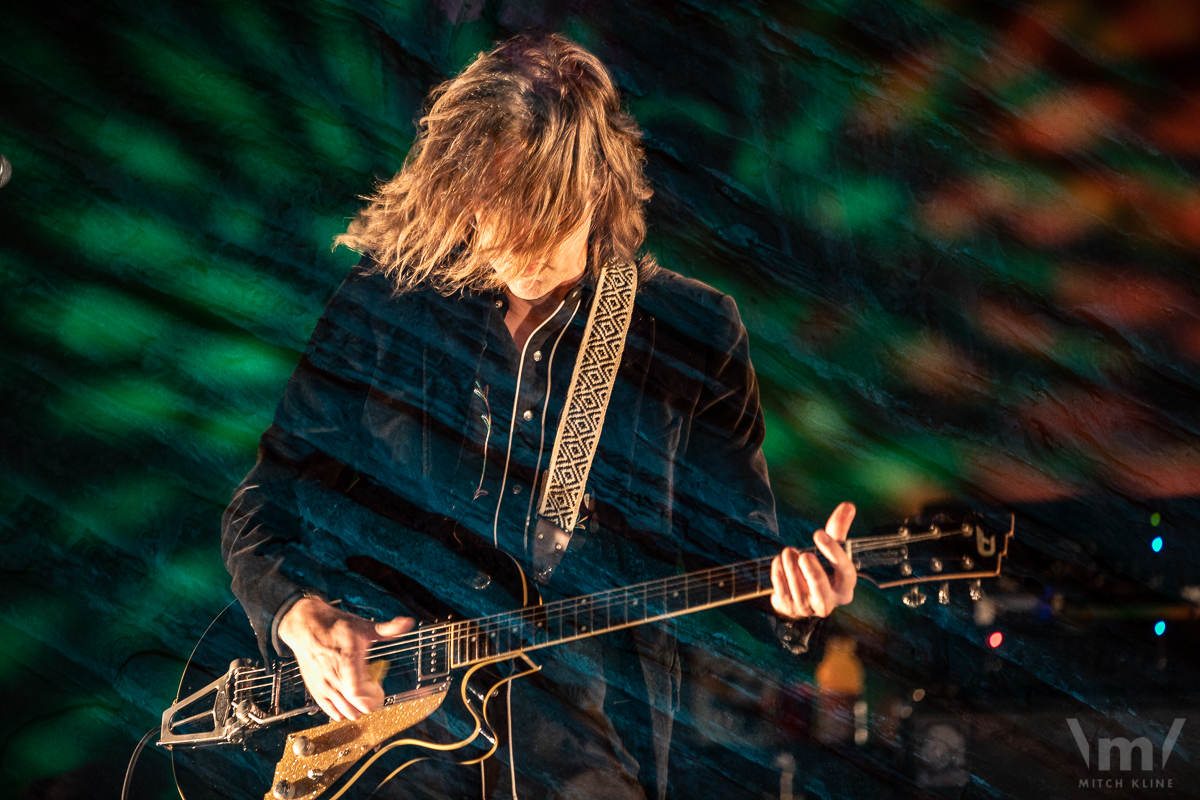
771;502;857;619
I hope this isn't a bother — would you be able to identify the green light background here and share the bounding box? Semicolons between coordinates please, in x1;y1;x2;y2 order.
2;0;1199;797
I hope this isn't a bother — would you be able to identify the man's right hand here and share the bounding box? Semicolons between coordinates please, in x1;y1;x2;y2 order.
277;596;414;721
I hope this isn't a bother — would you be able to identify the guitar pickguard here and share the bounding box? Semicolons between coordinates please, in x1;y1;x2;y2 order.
265;683;449;800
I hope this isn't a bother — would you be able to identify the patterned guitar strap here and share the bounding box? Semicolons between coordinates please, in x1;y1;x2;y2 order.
531;258;637;583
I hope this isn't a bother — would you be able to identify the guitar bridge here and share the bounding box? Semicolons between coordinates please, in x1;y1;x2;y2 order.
158;659;318;749
159;658;253;748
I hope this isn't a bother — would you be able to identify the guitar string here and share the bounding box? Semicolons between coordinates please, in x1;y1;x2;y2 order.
233;530;961;693
237;529;961;694
236;555;781;692
235;562;771;693
233;529;960;692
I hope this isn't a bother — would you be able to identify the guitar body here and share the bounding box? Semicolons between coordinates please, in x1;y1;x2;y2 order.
169;546;543;800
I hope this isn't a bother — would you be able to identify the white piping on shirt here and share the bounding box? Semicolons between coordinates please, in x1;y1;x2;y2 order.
487;291;581;800
490;293;578;547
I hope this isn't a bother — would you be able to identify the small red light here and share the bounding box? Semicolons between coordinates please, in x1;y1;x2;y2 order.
988;631;1003;648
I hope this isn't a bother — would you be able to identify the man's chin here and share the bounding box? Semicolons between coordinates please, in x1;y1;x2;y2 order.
505;279;553;301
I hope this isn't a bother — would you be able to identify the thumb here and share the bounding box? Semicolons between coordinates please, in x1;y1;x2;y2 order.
370;615;415;640
824;502;856;543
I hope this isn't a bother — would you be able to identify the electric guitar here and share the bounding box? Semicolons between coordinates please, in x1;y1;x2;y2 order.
159;513;1012;800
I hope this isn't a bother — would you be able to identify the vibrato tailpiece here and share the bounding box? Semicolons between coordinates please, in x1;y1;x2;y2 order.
159;659;316;748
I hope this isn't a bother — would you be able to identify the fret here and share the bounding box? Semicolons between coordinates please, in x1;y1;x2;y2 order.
614;587;633;633
506;611;524;653
712;565;735;603
456;543;910;667
644;580;661;619
488;623;500;659
664;577;687;616
734;562;754;599
599;589;613;632
560;600;572;641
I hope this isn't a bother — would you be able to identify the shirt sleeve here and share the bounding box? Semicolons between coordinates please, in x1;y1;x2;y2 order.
673;292;819;654
221;263;382;656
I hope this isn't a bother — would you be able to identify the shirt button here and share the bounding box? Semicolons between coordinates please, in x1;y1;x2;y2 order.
533;350;542;362
522;409;534;421
494;299;503;308
512;483;523;495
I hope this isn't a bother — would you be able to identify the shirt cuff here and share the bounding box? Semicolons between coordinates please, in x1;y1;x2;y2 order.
270;588;328;658
773;615;820;655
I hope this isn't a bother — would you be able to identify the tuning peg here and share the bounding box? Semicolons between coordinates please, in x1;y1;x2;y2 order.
969;579;983;601
937;582;950;605
272;780;296;799
903;587;927;607
291;736;314;757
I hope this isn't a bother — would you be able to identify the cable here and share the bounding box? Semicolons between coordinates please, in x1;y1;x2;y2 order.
121;726;161;800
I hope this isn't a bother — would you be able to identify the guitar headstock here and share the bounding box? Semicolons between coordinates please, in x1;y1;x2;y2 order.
849;513;1013;605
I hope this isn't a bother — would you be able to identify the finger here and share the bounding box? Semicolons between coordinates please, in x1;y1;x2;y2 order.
312;693;343;722
771;555;798;617
343;665;385;715
816;530;858;602
824;502;856;543
322;678;363;721
798;552;834;617
815;530;854;579
335;642;381;717
781;548;812;616
303;670;343;721
294;658;341;721
370;615;416;640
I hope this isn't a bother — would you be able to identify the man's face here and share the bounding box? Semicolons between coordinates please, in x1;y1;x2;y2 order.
484;210;593;302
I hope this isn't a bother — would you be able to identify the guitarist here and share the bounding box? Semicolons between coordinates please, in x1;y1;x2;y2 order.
222;32;858;800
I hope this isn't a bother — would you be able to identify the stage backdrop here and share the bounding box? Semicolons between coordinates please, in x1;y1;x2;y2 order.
2;0;1198;798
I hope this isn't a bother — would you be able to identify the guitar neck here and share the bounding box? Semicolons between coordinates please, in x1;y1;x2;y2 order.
450;555;778;667
443;527;955;666
256;526;977;707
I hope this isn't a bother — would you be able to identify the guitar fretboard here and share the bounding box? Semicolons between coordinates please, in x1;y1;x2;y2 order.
238;525;978;706
448;555;776;668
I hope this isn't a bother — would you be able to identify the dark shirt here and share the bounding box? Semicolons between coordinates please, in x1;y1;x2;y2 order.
221;256;813;798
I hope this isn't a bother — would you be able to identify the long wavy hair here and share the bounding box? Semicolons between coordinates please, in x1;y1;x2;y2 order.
335;32;654;295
